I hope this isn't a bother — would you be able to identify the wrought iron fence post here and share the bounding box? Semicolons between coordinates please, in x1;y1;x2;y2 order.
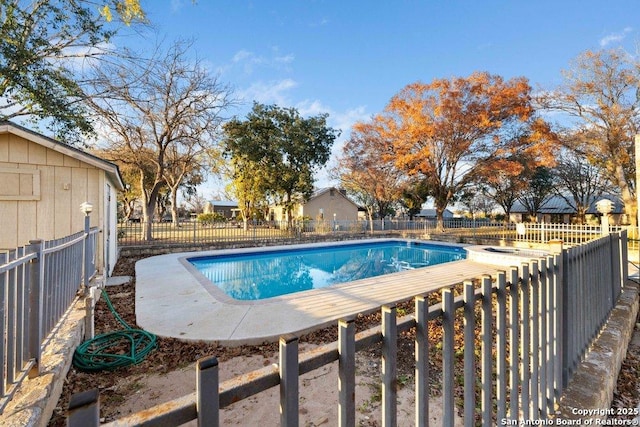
26;239;43;377
253;216;257;241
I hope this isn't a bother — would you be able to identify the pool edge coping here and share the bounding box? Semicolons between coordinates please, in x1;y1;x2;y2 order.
177;237;470;306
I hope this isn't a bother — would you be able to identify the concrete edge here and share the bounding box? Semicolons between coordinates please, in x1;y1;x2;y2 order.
0;297;85;427
557;282;640;420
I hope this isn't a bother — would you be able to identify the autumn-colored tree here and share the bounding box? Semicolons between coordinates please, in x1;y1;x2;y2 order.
381;72;558;229
334;117;405;229
538;49;640;225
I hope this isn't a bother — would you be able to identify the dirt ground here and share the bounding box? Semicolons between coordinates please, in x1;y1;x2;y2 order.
48;255;463;426
47;255;639;426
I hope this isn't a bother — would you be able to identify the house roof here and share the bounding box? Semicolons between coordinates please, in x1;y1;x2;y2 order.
207;200;238;207
0;121;125;191
511;195;624;215
310;187;359;208
416;208;454;218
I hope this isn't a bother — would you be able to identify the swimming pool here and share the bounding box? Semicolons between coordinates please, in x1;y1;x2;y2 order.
188;240;466;300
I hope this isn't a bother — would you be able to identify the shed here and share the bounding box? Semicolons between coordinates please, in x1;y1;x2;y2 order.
0;122;124;276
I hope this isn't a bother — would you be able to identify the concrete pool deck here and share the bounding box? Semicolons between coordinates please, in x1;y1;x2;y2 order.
135;241;505;345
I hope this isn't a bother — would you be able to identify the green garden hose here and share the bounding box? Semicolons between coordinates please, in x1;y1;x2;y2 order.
73;289;157;372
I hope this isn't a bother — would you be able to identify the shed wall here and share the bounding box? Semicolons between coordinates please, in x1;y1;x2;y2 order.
0;133;107;270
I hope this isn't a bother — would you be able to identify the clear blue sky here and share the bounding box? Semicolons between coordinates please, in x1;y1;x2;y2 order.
130;0;639;193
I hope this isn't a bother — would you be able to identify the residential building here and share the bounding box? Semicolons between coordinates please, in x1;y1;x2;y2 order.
0;122;124;276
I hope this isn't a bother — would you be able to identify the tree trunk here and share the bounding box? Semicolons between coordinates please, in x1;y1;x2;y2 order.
140;171;162;241
615;164;637;226
170;186;180;227
435;204;445;232
367;208;374;232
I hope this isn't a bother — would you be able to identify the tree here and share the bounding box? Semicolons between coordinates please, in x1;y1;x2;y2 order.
479;168;526;223
334;117;405;229
399;178;430;220
458;187;496;219
87;40;233;240
381;72;558;230
518;166;555;222
0;0;146;141
552;147;613;224
223;103;339;227
538;49;640;225
163;142;207;226
223;154;270;230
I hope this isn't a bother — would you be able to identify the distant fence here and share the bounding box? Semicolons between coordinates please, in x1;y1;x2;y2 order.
118;219;639;259
68;231;628;426
0;227;99;413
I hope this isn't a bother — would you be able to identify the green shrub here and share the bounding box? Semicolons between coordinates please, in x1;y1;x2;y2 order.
197;212;225;225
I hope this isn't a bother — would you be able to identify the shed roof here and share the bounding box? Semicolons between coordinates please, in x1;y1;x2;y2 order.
0;121;125;191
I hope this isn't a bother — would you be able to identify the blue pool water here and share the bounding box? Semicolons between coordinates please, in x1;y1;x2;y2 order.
188;240;466;300
189;241;466;301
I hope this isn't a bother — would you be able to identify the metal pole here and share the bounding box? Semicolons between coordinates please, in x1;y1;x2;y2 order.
463;282;475;427
279;334;299;427
338;318;355;427
381;305;397;427
83;213;90;297
624;135;640;264
27;239;44;377
197;356;219;427
68;389;100;427
415;296;429;427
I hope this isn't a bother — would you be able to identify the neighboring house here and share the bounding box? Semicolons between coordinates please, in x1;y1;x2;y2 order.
416;208;455;219
269;187;359;222
203;200;239;219
0;122;124;276
510;195;625;224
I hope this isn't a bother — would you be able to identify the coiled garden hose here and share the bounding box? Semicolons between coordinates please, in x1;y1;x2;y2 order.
73;289;157;371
